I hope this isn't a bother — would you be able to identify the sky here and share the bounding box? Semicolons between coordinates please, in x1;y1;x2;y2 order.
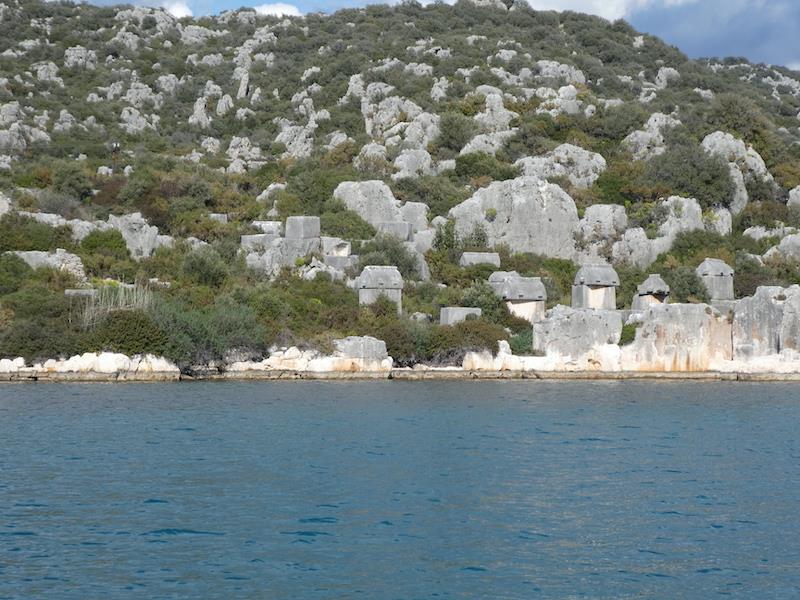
132;0;799;70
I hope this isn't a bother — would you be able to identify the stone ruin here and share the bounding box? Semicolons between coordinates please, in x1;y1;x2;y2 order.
440;307;482;325
459;252;501;268
696;258;734;310
357;265;404;314
571;264;619;310
631;274;670;310
488;271;547;323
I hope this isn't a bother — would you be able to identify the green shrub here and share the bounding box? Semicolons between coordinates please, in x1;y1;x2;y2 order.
0;213;74;252
392;176;468;217
182;247;229;288
0;254;33;295
320;203;376;239
434;112;476;155
52;162;92;201
619;323;639;346
88;310;167;356
455;152;519;182
642;144;735;210
426;319;506;365
662;266;709;304
358;234;420;279
509;328;533;355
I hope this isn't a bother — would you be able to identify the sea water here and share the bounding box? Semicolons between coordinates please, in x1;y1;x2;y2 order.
1;381;798;598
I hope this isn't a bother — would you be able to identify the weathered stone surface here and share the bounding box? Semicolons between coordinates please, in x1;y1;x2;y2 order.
536;85;582;117
788;186;800;211
357;265;403;312
474;93;518;133
333;180;402;227
701;131;773;215
11;249;87;282
376;221;413;241
572;264;619;310
631;274;670;310
533;306;622;357
107;212;173;259
577;204;627;260
448;176;579;259
515;143;606;188
285;216;320;240
621;304;732;371
0;192;10;217
246;238;320;276
611;197;703;268
458;252;500;267
764;233;800;262
460;130;517;156
440;307;482;325
399;202;429;233
333;336;388;360
392;148;434;180
64;46;97;70
733;286;800;359
321;236;351;256
696;258;734;302
622;112;680;160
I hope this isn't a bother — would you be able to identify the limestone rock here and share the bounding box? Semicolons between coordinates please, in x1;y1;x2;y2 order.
333;180;402;227
107;212;173;259
333;336;388;361
733;286;800;359
533;306;622;358
515;143;606;188
702;131;773;215
64;46;97;70
448;176;579;259
460;130;517;156
622;112;680;161
11;249;87;282
392;148;434;180
788;187;800;211
399;202;429;233
621;304;732;371
474;93;518;133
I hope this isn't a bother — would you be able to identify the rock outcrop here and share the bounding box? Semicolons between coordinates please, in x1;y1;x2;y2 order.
515;143;606;188
448;176;579;259
621;304;732;371
733;286;800;359
533;306;622;358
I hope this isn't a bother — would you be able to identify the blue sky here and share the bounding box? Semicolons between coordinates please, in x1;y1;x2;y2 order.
131;0;799;70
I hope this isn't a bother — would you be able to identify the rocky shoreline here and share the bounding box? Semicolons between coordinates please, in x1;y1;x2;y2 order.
4;369;800;383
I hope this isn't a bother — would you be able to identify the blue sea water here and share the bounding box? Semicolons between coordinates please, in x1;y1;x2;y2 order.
0;381;799;599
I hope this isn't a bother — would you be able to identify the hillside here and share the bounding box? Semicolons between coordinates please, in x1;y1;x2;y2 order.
2;0;800;369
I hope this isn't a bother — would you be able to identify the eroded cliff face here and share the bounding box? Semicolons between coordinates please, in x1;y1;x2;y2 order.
621;304;732;371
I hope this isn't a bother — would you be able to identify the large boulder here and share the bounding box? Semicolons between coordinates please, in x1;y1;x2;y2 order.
622;112;680;161
333;180;402;227
246;238;321;277
515;143;607;188
11;249;87;282
621;304;732;371
333;336;388;360
533;306;622;357
107;213;173;259
701;131;773;215
611;196;703;268
448;176;579;259
733;286;800;359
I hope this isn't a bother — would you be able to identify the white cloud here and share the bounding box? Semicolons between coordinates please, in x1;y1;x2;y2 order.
788;62;800;72
254;2;302;16
162;0;192;17
524;0;698;21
